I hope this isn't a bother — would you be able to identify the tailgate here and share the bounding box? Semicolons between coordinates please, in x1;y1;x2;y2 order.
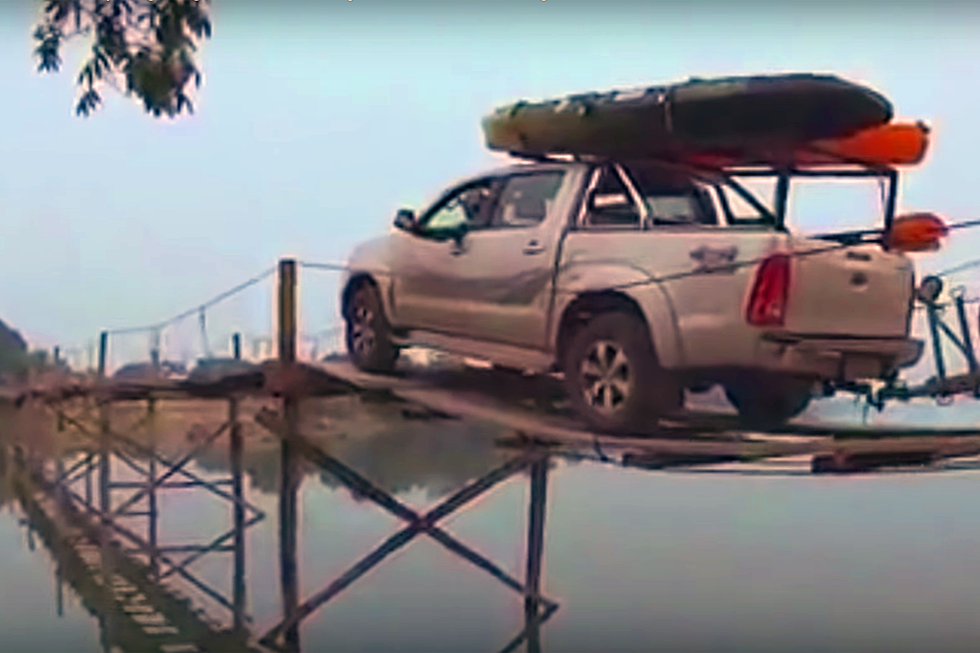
783;239;915;337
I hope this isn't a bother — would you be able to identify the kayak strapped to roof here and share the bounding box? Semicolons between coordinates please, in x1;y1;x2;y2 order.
481;73;924;167
683;121;931;169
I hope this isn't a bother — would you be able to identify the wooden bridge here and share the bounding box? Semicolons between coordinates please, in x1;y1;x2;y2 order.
5;257;980;652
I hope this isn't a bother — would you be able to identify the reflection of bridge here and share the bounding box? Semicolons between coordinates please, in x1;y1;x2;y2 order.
2;365;558;653
10;447;264;653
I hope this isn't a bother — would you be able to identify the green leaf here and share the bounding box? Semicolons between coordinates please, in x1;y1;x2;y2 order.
32;0;212;119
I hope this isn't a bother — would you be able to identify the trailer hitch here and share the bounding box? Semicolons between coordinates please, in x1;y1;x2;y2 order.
834;275;980;410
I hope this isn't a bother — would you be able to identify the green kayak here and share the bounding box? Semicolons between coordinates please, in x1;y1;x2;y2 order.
482;73;893;159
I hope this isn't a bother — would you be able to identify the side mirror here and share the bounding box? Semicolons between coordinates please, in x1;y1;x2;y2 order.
393;208;417;232
449;222;469;247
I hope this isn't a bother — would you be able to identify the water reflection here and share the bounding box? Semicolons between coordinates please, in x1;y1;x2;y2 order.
6;391;980;652
0;444;11;511
0;392;557;653
192;400;510;501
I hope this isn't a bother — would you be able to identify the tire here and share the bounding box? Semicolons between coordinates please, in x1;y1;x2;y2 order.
562;312;681;434
724;375;814;429
344;283;399;373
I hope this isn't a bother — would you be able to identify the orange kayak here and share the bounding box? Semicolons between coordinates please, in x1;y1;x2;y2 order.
685;121;930;169
801;120;929;166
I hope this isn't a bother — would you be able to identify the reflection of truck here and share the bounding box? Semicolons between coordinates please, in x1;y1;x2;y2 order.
339;76;942;433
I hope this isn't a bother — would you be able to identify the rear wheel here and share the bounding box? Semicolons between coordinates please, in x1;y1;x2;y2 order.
724;374;814;429
563;312;681;434
344;283;399;373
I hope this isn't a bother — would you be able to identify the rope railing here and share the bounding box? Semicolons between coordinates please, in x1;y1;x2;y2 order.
106;265;278;336
48;225;980;373
297;250;980;308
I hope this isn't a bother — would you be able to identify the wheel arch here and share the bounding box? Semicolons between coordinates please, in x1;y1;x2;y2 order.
341;273;378;318
342;272;398;327
553;289;683;371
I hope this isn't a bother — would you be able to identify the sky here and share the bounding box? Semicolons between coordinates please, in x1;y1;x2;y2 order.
2;1;980;368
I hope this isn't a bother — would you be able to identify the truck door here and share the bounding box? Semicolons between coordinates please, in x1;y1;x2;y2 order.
431;167;582;348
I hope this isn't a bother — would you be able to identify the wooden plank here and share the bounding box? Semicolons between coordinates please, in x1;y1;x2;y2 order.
318;358;980;440
315;359;829;459
314;358;980;472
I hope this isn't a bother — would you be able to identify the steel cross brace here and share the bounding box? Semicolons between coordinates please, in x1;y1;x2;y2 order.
40;470;260;620
52;407;262;521
105;420;231;521
39;401;266;624
254;407;558;652
52;452;97;487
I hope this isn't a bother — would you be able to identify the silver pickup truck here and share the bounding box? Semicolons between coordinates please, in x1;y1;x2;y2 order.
340;158;924;433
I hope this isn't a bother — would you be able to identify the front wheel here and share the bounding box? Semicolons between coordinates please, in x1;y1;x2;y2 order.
562;312;681;435
724;374;814;429
344;283;399;373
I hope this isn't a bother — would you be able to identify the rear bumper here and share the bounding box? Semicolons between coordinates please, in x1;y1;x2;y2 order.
757;334;924;380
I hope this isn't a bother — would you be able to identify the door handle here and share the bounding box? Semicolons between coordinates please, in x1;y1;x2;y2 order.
523;240;545;255
689;245;738;269
845;251;872;262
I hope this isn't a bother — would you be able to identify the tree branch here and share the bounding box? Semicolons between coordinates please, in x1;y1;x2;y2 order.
33;0;212;118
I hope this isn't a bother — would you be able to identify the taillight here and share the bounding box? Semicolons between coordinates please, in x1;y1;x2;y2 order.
746;253;791;327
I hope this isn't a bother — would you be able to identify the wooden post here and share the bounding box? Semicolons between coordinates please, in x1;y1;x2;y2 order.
278;259;297;364
56;560;64;617
94;331;115;634
99;431;110;519
146;448;160;578
230;396;247;631
97;330;111;527
199;307;211;359
97;331;108;379
524;455;549;653
150;328;161;371
55;416;66;506
85;454;93;506
277;258;301;651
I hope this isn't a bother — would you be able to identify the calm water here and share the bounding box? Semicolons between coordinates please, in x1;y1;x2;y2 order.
3;392;980;653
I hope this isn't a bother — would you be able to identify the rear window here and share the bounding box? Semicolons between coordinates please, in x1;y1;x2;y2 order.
784;178;888;236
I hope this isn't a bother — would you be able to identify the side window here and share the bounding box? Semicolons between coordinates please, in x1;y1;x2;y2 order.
419;180;496;236
584;167;641;229
621;163;719;227
491;171;566;228
645;191;716;226
712;177;777;227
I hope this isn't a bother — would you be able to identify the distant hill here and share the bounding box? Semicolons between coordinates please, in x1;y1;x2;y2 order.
0;318;26;353
0;318;28;380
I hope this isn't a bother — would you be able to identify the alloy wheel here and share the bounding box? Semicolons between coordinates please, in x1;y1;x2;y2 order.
579;339;633;415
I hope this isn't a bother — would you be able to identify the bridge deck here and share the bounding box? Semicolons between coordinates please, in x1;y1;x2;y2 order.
5;354;980;473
